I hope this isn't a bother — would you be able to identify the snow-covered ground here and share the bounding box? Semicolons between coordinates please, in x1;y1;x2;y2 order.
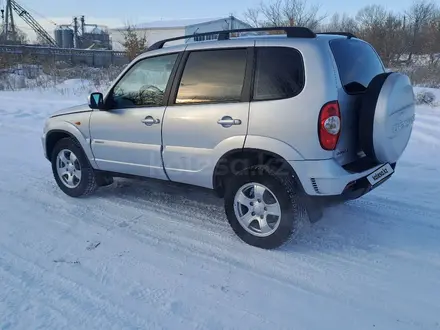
1;84;440;330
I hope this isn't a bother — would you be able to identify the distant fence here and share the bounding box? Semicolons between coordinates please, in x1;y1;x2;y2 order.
0;44;129;67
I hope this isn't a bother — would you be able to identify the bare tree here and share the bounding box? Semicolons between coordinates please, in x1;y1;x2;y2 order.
405;0;437;61
321;12;359;34
0;26;28;44
244;0;327;30
423;9;440;65
243;8;261;27
35;34;52;46
121;23;147;61
353;5;407;65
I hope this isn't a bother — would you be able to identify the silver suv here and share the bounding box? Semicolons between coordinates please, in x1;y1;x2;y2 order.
41;27;416;249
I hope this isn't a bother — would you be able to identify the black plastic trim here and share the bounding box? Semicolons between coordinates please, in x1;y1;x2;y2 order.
241;46;255;103
162;51;185;108
44;129;79;160
310;162;396;204
148;26;316;51
359;72;393;162
319;32;357;39
342;156;379;173
211;147;308;196
167;50;190;106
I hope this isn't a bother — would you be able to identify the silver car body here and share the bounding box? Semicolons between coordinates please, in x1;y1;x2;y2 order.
42;34;400;197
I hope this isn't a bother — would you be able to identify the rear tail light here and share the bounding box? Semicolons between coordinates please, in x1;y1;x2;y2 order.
318;101;341;150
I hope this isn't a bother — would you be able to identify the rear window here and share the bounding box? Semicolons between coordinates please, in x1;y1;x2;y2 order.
330;38;385;94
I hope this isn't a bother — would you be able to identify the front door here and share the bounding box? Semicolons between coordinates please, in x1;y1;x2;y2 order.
161;43;253;188
89;52;180;179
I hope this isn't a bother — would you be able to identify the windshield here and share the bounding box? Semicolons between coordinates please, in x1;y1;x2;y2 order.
330;38;385;94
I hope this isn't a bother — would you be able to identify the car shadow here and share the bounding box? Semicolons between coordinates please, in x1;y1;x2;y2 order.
93;177;388;254
91;176;440;258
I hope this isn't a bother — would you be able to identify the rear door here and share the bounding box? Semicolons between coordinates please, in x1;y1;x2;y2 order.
161;41;253;188
329;38;386;166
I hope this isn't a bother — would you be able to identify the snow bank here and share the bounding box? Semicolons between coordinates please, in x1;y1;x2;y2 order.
0;65;123;96
414;87;440;107
0;78;439;329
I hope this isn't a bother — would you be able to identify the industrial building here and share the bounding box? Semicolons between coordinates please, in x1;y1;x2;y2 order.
110;16;252;50
54;16;112;50
1;0;112;50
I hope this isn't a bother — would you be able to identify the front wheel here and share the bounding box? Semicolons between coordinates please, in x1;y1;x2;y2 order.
224;165;305;249
51;137;98;197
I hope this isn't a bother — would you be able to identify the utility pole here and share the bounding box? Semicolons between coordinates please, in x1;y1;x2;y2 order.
4;0;16;41
73;16;78;48
80;15;85;35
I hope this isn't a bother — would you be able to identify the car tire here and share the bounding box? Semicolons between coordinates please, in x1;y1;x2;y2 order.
359;72;415;164
224;165;305;249
51;137;98;197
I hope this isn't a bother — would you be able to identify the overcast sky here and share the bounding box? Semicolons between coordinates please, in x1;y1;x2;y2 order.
8;0;415;41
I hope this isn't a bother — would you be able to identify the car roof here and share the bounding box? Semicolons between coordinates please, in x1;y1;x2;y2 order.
135;31;355;60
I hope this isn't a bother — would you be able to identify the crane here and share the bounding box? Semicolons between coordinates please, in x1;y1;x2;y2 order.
3;0;58;47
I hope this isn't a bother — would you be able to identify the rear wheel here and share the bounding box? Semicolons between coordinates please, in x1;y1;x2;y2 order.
224;165;304;249
51;137;98;197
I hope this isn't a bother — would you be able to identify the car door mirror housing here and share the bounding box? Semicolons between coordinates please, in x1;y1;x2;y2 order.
88;92;105;110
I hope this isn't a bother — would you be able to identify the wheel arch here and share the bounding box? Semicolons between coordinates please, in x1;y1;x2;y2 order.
212;148;305;198
45;126;96;167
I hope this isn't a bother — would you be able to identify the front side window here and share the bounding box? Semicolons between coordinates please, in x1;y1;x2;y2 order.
175;48;247;104
253;47;305;101
110;53;179;108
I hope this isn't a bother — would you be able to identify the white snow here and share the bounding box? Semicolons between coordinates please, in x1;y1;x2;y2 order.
1;84;440;330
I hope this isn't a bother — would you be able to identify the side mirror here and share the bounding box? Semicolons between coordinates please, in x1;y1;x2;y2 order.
88;92;104;109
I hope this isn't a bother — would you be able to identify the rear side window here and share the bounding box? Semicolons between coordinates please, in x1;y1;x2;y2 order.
330;39;385;94
175;48;247;104
253;47;304;101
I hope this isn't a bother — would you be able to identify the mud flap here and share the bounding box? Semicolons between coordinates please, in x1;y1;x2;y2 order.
301;194;324;223
95;172;114;187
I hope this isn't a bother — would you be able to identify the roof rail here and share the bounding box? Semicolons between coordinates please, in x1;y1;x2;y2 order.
147;26;316;51
318;32;357;39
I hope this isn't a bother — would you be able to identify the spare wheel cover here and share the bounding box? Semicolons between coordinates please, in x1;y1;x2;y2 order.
359;72;415;164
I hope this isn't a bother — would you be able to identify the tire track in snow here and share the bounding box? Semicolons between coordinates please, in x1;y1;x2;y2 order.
0;247;153;330
0;180;338;303
351;197;440;229
2;143;439;307
1;93;440;329
3;173;434;317
0;162;403;313
415;112;440;125
411;130;440;148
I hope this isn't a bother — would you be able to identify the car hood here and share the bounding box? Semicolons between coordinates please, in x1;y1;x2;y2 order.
50;104;91;118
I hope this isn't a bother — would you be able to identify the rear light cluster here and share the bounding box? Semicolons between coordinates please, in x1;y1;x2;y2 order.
318;101;341;150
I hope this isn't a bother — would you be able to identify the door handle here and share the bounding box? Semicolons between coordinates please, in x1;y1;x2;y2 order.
141;116;160;126
217;116;242;127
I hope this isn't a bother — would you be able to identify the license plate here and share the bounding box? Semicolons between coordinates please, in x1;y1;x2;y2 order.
366;163;394;186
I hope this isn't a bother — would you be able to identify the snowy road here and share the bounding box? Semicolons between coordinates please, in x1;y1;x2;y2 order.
1;87;440;330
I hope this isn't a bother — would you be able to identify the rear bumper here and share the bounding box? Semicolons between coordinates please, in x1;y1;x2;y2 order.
290;158;396;198
315;166;394;206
